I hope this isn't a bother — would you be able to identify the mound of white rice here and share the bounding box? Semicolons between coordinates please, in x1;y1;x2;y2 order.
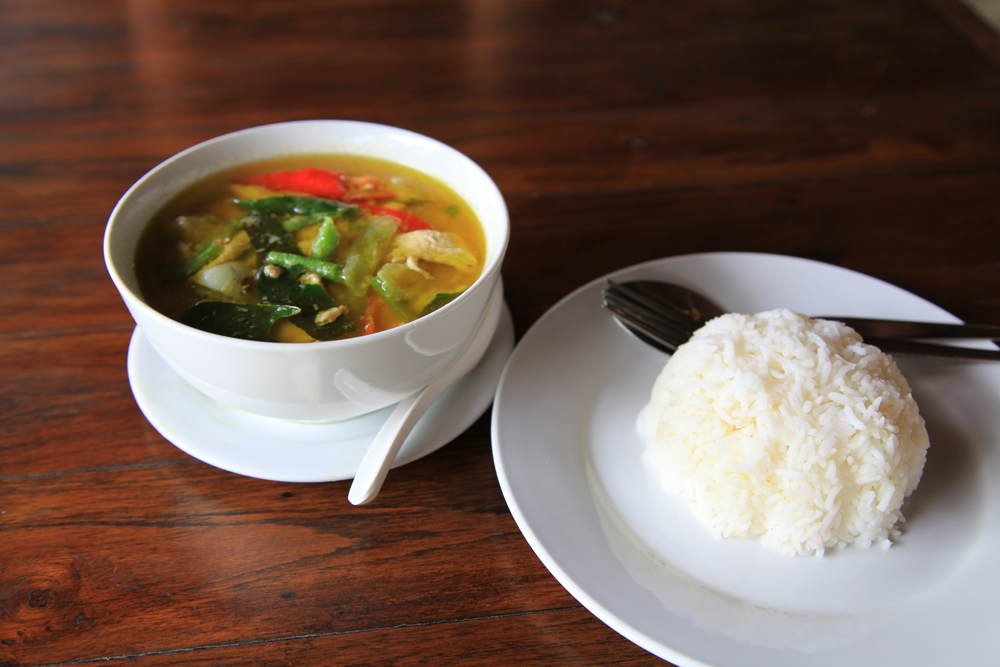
638;309;930;556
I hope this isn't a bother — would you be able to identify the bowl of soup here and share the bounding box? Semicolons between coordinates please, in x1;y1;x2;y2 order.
105;120;509;421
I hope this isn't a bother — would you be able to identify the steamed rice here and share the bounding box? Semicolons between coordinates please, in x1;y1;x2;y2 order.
637;309;930;556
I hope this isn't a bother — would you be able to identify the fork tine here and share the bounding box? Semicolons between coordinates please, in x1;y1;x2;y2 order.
603;289;693;342
606;279;696;328
603;293;691;352
621;321;679;354
603;302;684;353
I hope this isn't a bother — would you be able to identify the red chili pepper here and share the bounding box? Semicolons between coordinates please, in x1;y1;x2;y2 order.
358;203;432;232
241;168;346;199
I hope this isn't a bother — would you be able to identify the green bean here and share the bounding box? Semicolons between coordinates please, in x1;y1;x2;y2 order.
311;215;339;260
166;219;243;280
264;251;346;284
165;243;222;281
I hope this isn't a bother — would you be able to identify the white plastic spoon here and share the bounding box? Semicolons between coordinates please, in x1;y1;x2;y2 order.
348;281;505;505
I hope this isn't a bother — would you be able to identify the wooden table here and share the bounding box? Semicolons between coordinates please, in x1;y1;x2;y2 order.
3;1;1000;664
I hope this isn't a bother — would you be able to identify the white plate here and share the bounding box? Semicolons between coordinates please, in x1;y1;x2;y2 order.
128;302;513;483
492;252;1000;666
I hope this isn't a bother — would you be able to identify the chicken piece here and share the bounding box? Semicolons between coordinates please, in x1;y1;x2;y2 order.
386;230;477;273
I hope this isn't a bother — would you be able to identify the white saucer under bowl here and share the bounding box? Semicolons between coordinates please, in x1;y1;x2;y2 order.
127;302;514;483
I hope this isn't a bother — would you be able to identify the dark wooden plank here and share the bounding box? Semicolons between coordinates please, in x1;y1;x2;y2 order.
0;328;180;475
0;224;132;335
4;90;1000;231
9;91;1000;218
500;169;1000;329
82;609;665;666
0;432;576;665
452;94;1000;197
2;0;998;140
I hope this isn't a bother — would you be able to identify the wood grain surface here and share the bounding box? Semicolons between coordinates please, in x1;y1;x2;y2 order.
2;1;1000;665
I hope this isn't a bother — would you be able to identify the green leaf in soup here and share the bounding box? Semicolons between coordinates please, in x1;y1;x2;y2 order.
256;265;355;341
181;301;300;342
240;210;299;256
421;291;464;316
235;196;356;217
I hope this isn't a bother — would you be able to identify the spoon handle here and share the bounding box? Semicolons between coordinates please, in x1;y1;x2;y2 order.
348;384;436;506
348;281;505;505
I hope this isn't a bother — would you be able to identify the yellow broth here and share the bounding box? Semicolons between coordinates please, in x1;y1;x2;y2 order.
135;154;486;342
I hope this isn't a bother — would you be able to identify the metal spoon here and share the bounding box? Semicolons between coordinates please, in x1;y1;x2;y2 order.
604;279;1000;362
348;281;504;505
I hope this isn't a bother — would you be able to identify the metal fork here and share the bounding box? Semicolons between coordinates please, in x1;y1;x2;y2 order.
602;280;1000;361
602;281;696;353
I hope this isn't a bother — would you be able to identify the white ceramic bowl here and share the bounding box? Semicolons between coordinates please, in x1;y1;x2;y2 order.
105;120;509;421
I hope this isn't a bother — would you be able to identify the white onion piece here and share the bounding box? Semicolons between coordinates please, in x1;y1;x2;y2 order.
194;262;255;297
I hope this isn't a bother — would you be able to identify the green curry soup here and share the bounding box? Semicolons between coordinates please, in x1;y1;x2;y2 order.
135;155;486;343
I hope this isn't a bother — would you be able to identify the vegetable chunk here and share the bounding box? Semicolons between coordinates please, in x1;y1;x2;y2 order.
387;230;477;272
